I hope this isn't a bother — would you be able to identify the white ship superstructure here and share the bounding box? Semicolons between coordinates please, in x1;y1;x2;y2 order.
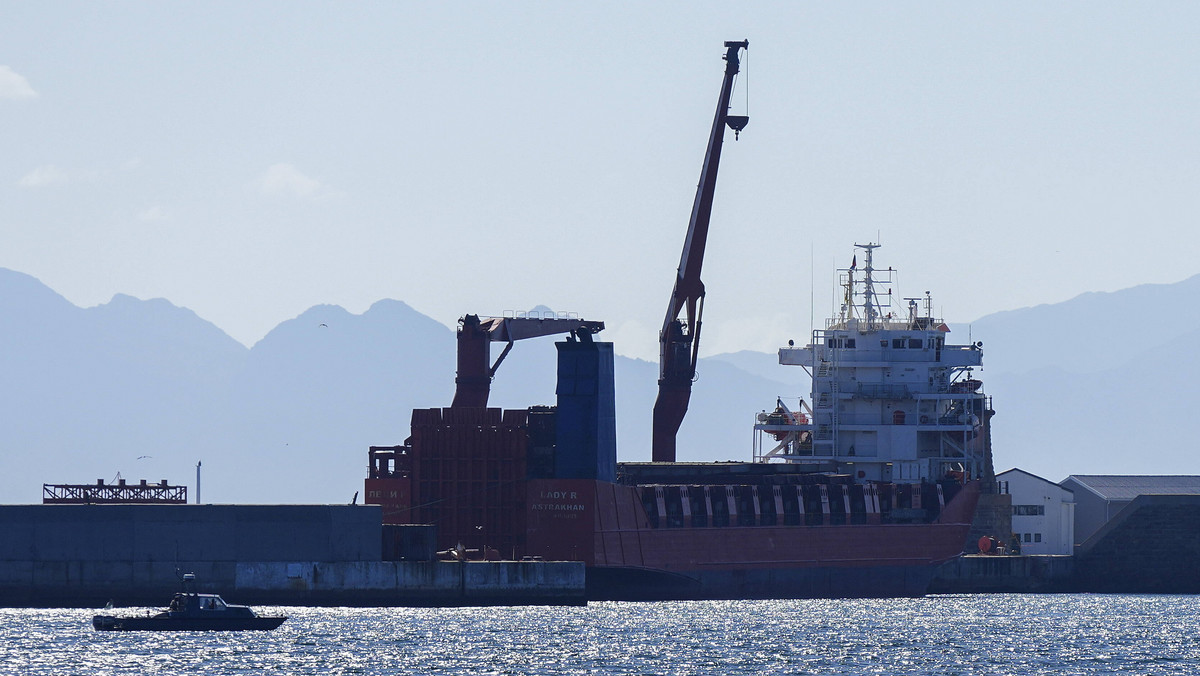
754;243;989;483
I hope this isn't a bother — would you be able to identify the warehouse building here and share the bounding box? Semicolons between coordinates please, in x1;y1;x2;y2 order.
1059;475;1200;545
996;468;1074;555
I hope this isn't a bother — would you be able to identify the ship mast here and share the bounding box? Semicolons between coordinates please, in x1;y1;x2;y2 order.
857;242;881;329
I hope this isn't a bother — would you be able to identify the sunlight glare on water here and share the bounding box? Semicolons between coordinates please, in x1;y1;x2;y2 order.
3;595;1200;675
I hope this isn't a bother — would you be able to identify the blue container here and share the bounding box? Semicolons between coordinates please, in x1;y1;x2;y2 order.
554;340;616;482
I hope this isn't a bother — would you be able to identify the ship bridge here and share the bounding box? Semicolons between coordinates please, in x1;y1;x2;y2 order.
753;244;991;484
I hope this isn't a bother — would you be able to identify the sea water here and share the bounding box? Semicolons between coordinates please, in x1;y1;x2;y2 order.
3;594;1199;675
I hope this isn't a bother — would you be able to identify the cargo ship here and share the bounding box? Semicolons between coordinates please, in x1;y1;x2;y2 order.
364;241;986;599
364;41;987;600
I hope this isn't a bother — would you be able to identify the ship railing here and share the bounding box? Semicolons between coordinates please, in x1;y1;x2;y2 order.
808;350;961;364
824;317;943;331
753;423;813;435
939;345;983;367
756;453;842;464
920;389;989;399
798;413;981;427
500;309;582;320
368;445;412;479
854;383;910;399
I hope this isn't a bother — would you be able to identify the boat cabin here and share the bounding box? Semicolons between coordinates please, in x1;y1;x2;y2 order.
167;593;254;617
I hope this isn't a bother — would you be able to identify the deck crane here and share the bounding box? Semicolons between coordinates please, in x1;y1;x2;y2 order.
451;314;605;408
652;40;749;463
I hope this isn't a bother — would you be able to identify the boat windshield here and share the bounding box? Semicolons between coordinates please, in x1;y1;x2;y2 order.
199;596;227;610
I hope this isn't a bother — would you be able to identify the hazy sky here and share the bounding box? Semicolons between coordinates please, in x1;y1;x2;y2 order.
3;3;1198;361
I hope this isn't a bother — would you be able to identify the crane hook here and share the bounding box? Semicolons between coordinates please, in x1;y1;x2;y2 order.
726;115;749;140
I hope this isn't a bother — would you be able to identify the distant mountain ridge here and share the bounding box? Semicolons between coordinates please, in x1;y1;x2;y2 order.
0;269;794;503
2;267;1198;503
951;273;1200;377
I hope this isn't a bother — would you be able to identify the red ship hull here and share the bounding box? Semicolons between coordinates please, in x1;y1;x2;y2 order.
525;477;980;600
368;400;980;601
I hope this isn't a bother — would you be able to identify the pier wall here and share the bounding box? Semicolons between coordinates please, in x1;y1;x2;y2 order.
934;495;1200;593
0;559;586;607
0;504;382;563
0;505;584;607
929;554;1074;593
1073;494;1200;593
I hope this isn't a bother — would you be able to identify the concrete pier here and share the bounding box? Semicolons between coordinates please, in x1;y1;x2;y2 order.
933;494;1200;594
0;504;585;607
929;554;1074;593
0;559;585;607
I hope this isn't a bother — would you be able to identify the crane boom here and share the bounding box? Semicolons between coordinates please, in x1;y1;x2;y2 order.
652;39;748;463
451;314;605;408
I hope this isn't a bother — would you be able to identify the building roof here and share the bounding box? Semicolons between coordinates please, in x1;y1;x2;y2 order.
1061;475;1200;501
998;467;1072;492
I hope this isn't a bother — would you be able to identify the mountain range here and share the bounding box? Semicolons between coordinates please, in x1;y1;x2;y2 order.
2;267;1197;503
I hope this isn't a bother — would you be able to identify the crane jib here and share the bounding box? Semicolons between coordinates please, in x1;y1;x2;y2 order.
651;39;748;464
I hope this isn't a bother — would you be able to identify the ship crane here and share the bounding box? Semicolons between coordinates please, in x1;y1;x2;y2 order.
451;313;605;408
651;39;749;463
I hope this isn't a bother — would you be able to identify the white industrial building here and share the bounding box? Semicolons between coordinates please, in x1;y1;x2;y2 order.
996;468;1075;555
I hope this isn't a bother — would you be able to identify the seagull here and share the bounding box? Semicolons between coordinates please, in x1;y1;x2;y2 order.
136;455;152;460
319;323;328;328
